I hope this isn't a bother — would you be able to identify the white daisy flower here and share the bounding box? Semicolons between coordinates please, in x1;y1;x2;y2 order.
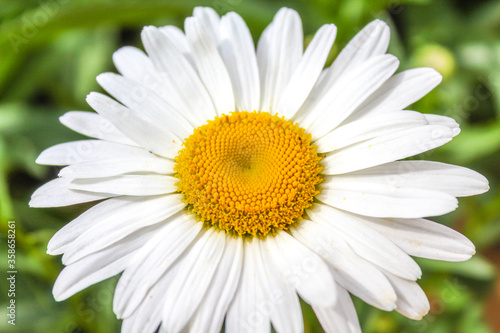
31;7;489;333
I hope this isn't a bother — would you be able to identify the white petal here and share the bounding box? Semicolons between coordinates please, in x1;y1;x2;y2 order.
259;239;303;333
315;110;429;153
30;178;114;208
193;7;221;45
424;114;461;136
308;203;422;280
220;12;260;112
318;174;458;218
226;238;303;333
186;236;243;333
291;219;397;310
58;156;175;178
296;54;399;140
185;17;235;115
114;212;201;317
141;26;216;127
59;111;137;146
158;26;194;66
121;270;169;333
313;285;361;333
362;217;476;262
53;225;157;301
306;20;389;108
161;229;226;333
36;140;153;166
258;8;303;112
275;24;337;119
87;92;181;159
350;68;443;120
336;160;489;197
113;46;158;86
61;194;185;265
97;72;193;138
266;231;337;307
113;45;195;117
47;197;147;255
226;239;272;333
384;271;430;320
68;174;177;196
323;20;390;85
321;124;454;175
256;22;272;87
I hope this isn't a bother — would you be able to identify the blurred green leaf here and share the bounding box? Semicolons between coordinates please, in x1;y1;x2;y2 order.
458;302;492;333
417;255;496;281
442;122;500;163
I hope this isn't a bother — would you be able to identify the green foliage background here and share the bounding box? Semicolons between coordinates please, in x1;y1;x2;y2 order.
0;0;499;332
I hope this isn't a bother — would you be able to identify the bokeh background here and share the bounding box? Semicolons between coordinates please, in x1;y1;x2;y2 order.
0;0;499;332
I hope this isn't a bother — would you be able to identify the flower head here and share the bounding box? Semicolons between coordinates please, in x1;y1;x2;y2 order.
31;7;489;333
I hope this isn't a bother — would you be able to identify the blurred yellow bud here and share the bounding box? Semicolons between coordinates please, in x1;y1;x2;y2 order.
413;44;456;79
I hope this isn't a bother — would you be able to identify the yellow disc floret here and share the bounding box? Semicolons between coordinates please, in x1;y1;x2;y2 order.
174;111;322;237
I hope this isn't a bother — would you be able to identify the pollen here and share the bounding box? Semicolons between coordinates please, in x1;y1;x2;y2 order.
174;111;323;237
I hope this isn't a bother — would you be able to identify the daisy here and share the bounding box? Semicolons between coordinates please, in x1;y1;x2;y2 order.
31;7;489;333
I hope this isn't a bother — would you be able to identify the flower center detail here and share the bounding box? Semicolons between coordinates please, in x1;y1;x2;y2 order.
174;111;323;237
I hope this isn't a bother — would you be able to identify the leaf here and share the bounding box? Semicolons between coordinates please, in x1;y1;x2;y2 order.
417;255;496;281
442;122;500;163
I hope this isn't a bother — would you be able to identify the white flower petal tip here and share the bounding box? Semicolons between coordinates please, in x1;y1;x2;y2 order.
258;7;303;113
139;25;217;127
317;177;459;219
30;178;113;208
333;160;489;198
406;310;429;321
53;224;158;301
424;114;461;137
350;67;443;121
299;54;400;140
58;111;138;146
419;67;444;90
57;155;175;179
34;154;48;165
193;6;220;17
184;16;235;115
53;287;67;302
398;302;430;321
28;197;37;208
85;92;181;159
398;295;430;320
192;6;221;41
315;110;429;153
383;296;398;311
384;272;430;320
321;124;455;175
60;195;185;266
369;18;390;32
275;23;337;119
363;217;477;262
219;11;260;112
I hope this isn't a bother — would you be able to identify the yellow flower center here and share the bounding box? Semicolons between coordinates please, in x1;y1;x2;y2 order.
174;111;322;237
